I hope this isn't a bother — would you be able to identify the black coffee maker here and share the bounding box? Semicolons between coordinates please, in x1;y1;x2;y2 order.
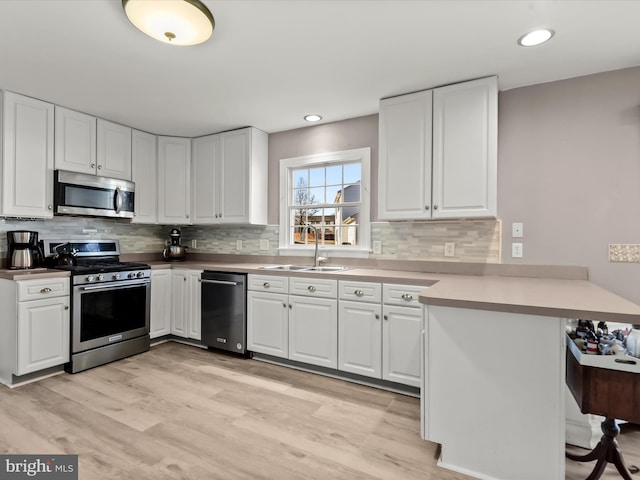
7;230;43;269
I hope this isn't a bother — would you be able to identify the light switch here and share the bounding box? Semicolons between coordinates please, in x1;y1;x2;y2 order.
236;239;243;250
512;243;523;258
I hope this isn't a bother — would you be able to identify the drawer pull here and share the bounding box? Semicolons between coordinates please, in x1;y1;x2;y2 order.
263;282;270;288
283;303;286;308
384;315;388;321
307;285;316;292
401;293;413;301
354;290;364;296
40;287;52;294
375;314;380;320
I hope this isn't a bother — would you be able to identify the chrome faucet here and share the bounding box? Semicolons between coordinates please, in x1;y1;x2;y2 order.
307;225;327;267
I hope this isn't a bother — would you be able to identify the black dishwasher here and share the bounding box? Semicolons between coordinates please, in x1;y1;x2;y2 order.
200;271;247;354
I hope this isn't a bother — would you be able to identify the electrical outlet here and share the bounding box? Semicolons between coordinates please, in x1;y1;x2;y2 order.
236;239;242;250
373;241;382;255
259;239;269;251
512;222;524;238
512;242;523;258
444;242;455;257
191;239;197;249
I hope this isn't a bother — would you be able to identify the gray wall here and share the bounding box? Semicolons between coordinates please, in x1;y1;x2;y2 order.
498;66;640;303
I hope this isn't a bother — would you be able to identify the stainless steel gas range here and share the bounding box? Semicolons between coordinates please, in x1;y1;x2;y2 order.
41;239;151;373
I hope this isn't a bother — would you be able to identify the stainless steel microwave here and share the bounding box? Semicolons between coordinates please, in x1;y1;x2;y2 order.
54;170;135;219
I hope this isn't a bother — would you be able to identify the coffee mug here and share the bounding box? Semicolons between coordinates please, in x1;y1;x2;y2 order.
586;339;599;354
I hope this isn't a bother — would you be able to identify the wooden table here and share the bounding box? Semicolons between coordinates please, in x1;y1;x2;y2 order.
566;347;640;479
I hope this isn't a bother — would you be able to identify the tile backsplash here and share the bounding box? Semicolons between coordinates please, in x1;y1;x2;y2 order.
1;217;501;263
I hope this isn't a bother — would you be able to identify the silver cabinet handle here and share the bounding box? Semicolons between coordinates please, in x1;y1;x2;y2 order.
307;285;316;292
401;293;413;301
283;303;286;308
64;305;69;310
354;290;364;296
91;163;96;168
263;282;270;288
186;214;190;218
425;205;430;210
201;279;238;286
97;165;103;170
375;314;380;320
433;205;438;210
384;315;388;321
48;204;53;210
289;304;292;309
40;287;52;293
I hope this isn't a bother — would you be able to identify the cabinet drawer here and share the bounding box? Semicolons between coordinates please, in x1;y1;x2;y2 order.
17;277;70;302
382;283;424;307
248;274;289;293
289;276;337;299
339;280;382;303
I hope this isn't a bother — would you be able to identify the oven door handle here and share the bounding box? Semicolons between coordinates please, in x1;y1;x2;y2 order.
80;281;149;291
200;279;239;286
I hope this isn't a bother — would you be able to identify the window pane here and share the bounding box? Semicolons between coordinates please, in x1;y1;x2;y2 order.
326;185;341;203
309;187;325;204
309;167;325;187
342;183;360;202
337;221;358;246
326;165;342;185
343;163;361;184
293;188;309;206
294;170;308;188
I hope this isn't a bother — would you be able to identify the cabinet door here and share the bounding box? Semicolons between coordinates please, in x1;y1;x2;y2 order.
338;300;382;378
187;270;202;340
378;90;432;220
170;270;189;338
150;269;171;338
54;106;97;175
191;134;219;224
97;119;132;180
432;76;497;219
1;92;54;218
158;136;191;225
289;295;337;368
247;291;289;358
219;128;250;224
17;296;70;375
382;304;422;387
131;129;158;224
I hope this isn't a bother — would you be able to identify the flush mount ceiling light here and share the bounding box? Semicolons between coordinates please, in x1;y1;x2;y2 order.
122;0;215;46
304;114;323;122
518;29;555;47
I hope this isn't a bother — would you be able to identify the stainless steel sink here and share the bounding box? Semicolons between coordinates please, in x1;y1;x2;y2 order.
260;265;310;271
303;266;348;272
260;265;348;273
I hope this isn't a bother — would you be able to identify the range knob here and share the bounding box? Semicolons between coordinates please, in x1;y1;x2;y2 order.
97;274;104;281
112;273;121;280
136;271;145;278
86;275;94;283
128;272;135;279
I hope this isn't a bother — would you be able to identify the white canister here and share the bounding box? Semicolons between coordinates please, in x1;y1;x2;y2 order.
626;325;640;358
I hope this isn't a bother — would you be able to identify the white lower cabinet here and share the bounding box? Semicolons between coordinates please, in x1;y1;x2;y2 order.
170;268;202;339
338;281;423;387
0;276;70;385
247;274;423;388
150;269;171;338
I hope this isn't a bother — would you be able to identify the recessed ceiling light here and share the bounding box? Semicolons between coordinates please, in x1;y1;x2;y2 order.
122;0;215;46
518;29;555;47
304;114;323;122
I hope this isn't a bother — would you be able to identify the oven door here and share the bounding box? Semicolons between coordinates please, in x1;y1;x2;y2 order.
72;278;150;353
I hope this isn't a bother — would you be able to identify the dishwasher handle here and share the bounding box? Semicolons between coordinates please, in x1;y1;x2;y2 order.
200;278;239;286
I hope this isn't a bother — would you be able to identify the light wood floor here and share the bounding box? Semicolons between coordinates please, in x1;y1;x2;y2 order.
0;342;637;480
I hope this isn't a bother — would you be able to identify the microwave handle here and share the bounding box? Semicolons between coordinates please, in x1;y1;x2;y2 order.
114;186;122;214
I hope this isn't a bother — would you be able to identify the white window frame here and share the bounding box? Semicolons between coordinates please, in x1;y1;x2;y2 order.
279;147;371;258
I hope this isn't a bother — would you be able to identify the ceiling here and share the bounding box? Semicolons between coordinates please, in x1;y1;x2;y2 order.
1;1;639;137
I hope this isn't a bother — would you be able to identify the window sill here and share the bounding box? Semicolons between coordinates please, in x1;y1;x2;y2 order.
278;246;371;259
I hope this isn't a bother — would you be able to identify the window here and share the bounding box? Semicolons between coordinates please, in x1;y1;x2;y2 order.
279;148;370;256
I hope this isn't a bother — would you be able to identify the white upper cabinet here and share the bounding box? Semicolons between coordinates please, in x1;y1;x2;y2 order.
378;76;497;220
1;91;55;218
54;106;97;176
191;127;268;225
55;110;132;180
432;76;497;218
378;90;433;220
158;136;191;225
131;129;158;224
96;119;132;180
